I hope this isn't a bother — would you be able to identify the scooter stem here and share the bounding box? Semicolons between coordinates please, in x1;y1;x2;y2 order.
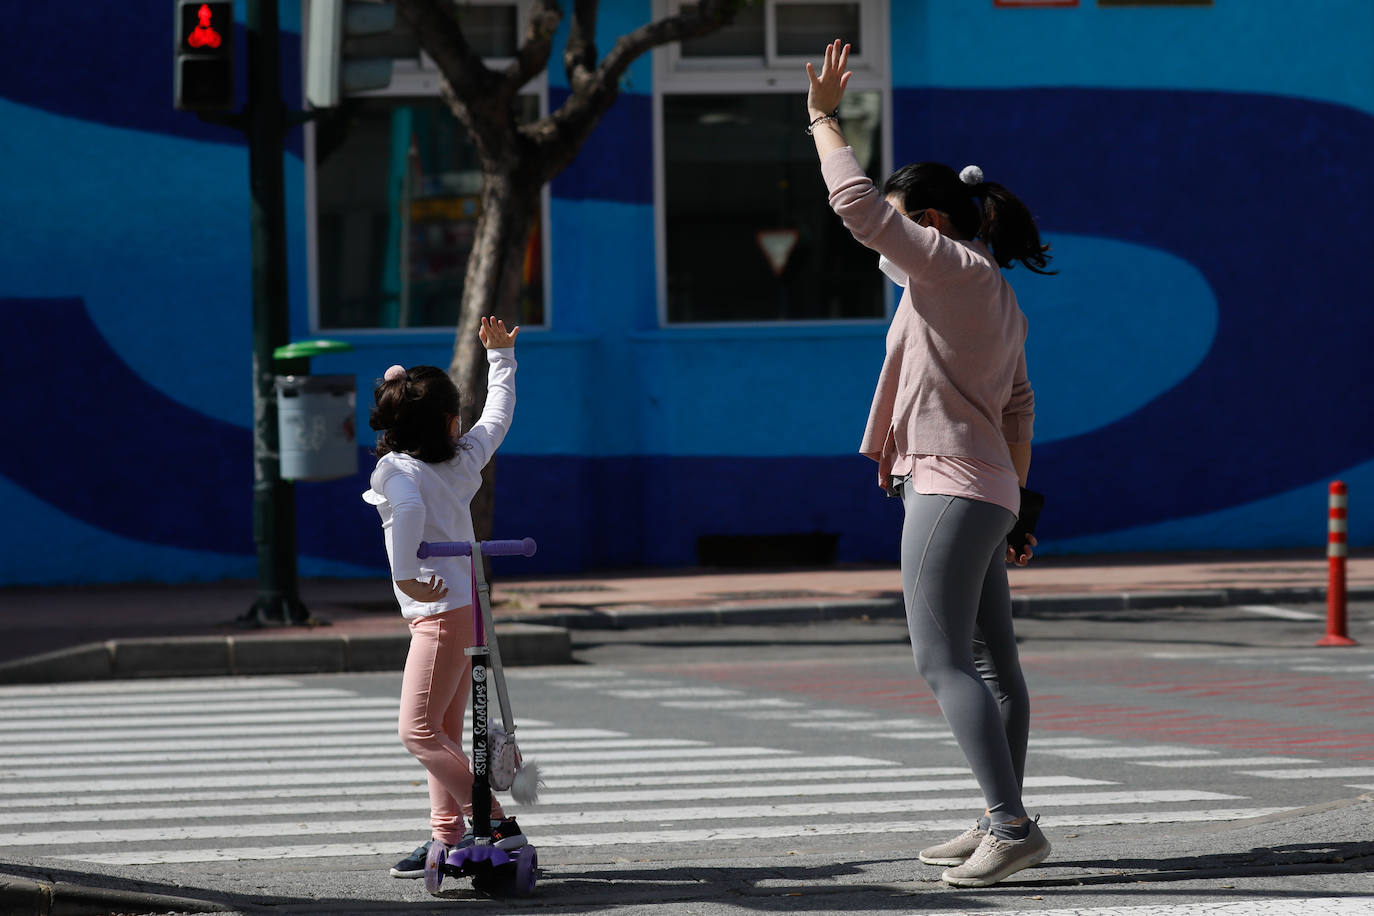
471;546;516;734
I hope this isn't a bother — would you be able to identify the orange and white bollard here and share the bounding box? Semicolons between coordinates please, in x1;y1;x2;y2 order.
1317;480;1357;647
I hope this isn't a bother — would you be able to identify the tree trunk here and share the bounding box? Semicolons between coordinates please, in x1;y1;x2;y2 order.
394;0;746;547
451;169;537;541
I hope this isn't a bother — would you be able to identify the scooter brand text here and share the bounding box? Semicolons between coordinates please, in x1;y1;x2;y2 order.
473;664;488;775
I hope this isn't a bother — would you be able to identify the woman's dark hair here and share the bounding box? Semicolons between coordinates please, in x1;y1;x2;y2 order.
369;365;463;463
881;162;1055;274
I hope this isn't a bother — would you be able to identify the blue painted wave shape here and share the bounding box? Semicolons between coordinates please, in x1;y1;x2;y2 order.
889;88;1373;536
3;86;1372;566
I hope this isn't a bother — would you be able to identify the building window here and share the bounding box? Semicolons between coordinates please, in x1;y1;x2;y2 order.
658;0;888;323
774;3;862;56
308;1;545;331
315;96;543;330
678;2;866;65
663;91;884;322
680;2;765;58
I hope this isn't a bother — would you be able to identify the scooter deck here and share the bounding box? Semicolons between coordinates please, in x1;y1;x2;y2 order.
425;841;538;896
445;844;513;870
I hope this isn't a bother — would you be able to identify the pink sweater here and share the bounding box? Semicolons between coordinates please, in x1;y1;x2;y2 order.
822;148;1035;500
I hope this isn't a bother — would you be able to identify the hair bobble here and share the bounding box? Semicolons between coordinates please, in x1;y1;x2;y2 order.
959;164;984;186
384;364;406;382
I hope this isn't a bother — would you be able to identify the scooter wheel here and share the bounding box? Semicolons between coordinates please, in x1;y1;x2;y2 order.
424;840;448;896
513;845;538;896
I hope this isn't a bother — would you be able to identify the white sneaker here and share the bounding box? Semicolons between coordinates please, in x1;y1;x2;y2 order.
918;823;985;866
941;819;1050;887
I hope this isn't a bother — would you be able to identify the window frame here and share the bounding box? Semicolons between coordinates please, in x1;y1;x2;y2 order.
653;0;892;328
665;0;884;79
302;0;551;336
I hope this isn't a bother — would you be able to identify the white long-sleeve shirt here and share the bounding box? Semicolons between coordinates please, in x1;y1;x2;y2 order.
362;348;516;619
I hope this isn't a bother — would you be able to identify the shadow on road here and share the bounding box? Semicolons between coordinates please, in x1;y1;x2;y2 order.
5;841;1371;914
1031;839;1374;887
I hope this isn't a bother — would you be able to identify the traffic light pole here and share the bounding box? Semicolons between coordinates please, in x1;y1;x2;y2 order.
241;0;307;626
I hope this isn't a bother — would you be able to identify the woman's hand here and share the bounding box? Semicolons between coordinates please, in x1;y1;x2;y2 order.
397;574;449;603
1006;533;1037;567
805;39;852;120
479;316;520;349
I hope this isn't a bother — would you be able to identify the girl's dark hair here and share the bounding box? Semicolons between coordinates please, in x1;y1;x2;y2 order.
881;162;1055;274
369;365;463;463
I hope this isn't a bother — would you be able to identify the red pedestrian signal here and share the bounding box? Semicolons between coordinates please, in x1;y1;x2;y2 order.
174;1;234;110
187;4;224;49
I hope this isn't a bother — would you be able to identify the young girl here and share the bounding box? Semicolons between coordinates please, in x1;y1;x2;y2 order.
806;41;1052;887
362;316;525;879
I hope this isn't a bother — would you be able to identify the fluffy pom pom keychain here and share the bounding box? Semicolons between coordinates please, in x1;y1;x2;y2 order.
488;718;544;805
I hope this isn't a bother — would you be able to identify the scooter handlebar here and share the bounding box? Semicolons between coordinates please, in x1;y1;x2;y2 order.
417;538;537;560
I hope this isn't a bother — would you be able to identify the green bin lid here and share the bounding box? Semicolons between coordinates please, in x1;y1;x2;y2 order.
273;339;354;361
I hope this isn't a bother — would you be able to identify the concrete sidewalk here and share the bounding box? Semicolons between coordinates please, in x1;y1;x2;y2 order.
0;550;1369;683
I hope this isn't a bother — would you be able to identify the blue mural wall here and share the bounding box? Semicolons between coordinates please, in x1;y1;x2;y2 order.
2;1;1371;585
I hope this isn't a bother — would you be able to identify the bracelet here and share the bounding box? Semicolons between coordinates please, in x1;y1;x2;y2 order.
806;109;839;135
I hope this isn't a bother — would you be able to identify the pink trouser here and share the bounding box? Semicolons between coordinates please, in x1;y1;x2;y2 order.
398;607;504;845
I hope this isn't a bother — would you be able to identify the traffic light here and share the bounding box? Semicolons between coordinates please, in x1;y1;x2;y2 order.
174;1;235;110
305;0;397;109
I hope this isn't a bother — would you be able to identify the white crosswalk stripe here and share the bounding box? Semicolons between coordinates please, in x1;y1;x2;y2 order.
1035;744;1218;760
0;743;767;778
0;737;707;767
1149;648;1374;683
0;672;1298;868
1238;767;1374;779
602;687;743;698
1137;756;1317;768
660;698;805;709
1235;604;1324;621
0;727;621;756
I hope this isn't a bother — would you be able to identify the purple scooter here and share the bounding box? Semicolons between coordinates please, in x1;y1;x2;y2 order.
416;537;540;897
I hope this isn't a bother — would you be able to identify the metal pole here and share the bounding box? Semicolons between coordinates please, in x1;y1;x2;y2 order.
1317;480;1356;647
242;0;307;626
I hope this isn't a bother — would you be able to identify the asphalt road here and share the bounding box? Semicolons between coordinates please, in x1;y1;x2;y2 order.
1;602;1371;915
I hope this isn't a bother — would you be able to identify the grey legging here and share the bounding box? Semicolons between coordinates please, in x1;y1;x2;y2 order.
898;482;1030;823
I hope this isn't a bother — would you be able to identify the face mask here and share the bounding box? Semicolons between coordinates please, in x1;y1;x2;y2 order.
878;254;907;287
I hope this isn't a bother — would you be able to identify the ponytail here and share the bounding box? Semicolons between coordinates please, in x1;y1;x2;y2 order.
882;162;1055;275
368;365;462;462
968;180;1055;275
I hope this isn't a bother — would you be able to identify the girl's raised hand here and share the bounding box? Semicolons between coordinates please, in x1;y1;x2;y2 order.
805;39;851;118
479;315;520;349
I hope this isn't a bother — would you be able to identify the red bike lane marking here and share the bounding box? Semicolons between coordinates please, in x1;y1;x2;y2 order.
1030;696;1374;759
659;657;1374;761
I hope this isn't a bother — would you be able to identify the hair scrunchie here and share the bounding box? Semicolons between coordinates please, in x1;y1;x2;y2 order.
383;364;406;382
959;164;984;188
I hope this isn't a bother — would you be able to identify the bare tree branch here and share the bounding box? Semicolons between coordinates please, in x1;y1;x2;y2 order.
562;0;599;94
528;0;748;180
502;1;563;93
394;0;501;97
597;0;743;92
395;0;504;150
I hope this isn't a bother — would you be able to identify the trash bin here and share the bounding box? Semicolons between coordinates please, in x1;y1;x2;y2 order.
276;374;357;481
273;340;357;482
